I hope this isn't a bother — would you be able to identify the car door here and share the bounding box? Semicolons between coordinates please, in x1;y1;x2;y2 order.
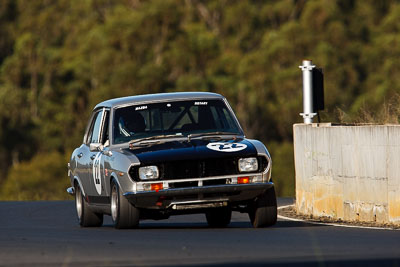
99;109;111;197
83;109;105;197
88;108;111;200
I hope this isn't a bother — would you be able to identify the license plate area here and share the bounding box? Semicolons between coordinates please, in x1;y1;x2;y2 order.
171;201;228;210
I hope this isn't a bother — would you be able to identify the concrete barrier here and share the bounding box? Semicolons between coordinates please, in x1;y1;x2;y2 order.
294;123;400;225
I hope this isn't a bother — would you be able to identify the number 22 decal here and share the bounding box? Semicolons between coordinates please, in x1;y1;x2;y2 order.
92;153;102;195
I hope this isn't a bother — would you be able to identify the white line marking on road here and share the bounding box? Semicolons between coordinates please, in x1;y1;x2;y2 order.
278;205;400;231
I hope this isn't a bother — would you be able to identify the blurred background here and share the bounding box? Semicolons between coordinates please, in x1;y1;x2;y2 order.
0;0;399;200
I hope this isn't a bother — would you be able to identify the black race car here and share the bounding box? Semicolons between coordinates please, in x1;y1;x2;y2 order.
67;92;276;228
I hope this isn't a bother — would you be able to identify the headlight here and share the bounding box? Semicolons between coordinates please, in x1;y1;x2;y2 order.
138;166;159;180
238;157;258;172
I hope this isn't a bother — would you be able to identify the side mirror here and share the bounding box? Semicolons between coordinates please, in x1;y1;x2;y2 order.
89;143;104;152
104;140;110;147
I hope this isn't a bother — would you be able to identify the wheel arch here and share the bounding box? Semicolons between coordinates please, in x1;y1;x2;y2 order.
73;176;86;198
109;173;122;189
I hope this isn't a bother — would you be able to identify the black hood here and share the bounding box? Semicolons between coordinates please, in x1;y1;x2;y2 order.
125;139;257;165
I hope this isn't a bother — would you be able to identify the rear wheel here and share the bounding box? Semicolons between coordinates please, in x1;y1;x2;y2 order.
75;183;103;227
111;180;140;229
205;207;232;227
248;187;277;228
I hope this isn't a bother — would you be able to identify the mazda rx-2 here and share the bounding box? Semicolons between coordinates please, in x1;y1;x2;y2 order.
67;92;277;228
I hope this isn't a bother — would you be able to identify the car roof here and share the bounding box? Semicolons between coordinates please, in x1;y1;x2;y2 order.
94;92;224;110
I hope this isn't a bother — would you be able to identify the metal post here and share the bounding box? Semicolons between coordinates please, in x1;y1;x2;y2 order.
299;60;316;124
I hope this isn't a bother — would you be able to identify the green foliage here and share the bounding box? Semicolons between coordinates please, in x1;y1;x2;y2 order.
0;152;71;200
268;141;295;197
1;0;400;199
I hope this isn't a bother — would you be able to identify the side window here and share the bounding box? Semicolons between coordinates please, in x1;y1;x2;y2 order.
100;110;110;144
86;110;103;144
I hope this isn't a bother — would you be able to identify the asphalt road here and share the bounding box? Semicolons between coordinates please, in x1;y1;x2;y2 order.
1;198;399;266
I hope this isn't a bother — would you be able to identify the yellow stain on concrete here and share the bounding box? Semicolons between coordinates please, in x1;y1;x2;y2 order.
389;194;400;222
296;189;313;215
298;184;344;219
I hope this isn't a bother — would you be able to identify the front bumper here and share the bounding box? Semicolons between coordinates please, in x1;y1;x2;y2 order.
123;182;274;209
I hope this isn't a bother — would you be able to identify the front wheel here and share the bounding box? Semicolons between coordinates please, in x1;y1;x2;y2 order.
75;183;103;227
111;180;140;229
248;187;277;228
205;207;232;227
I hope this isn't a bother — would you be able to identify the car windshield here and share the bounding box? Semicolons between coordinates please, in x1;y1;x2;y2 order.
113;99;242;144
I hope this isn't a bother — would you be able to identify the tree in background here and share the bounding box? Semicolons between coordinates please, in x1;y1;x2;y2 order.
1;0;400;199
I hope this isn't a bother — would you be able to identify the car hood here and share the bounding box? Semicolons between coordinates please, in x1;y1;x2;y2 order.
124;139;258;165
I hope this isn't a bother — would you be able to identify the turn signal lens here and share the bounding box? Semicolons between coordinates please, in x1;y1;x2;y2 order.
237;176;250;184
151;183;163;192
251;176;263;183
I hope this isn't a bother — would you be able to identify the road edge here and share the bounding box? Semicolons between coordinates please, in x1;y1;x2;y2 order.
278;205;400;231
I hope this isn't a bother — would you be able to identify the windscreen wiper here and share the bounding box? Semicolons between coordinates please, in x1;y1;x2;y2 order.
187;132;242;142
129;133;183;147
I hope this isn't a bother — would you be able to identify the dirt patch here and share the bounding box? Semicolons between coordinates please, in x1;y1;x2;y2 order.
278;205;400;230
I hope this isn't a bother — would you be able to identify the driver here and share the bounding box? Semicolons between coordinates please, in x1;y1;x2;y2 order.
118;111;146;137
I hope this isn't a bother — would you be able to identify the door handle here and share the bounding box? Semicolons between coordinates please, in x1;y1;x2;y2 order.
77;152;83;158
90;154;96;160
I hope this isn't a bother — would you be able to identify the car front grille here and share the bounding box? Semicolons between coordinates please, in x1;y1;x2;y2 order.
160;158;239;180
129;156;268;181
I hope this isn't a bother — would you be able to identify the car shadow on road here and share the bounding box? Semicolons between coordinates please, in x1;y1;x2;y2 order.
100;219;326;230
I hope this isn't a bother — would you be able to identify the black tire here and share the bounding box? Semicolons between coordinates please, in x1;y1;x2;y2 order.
248;187;277;228
75;183;103;227
111;180;140;229
205;207;232;227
